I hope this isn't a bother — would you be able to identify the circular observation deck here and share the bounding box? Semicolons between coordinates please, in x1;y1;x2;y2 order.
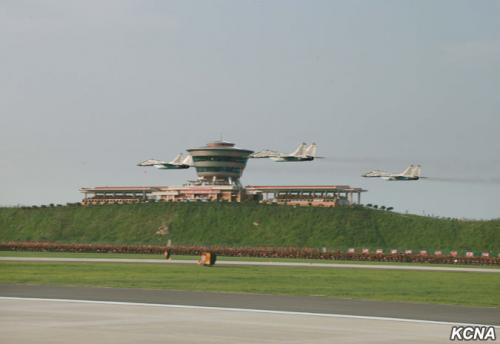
187;141;253;185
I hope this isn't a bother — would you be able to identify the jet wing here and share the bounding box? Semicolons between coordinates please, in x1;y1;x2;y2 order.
362;170;390;177
137;159;168;167
250;150;281;158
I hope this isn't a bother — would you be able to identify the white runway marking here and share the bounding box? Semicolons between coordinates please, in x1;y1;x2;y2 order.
1;256;499;273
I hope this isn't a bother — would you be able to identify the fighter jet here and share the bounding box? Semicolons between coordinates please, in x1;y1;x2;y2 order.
362;164;422;181
137;154;193;169
250;143;322;162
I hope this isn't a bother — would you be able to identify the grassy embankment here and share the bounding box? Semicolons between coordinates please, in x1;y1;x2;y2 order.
2;203;498;307
1;261;499;307
1;202;499;252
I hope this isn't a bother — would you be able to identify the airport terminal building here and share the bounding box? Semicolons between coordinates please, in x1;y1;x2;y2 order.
80;141;365;207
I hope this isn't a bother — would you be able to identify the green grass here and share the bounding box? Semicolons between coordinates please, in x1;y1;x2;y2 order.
1;203;499;252
1;250;499;269
1;261;499;307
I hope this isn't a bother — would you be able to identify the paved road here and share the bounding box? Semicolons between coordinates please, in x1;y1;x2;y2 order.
0;297;461;344
2;256;499;273
1;285;499;326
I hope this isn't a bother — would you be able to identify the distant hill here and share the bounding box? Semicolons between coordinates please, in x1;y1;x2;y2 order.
0;203;499;252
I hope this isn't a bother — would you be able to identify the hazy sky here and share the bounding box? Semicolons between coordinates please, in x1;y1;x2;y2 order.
1;1;499;219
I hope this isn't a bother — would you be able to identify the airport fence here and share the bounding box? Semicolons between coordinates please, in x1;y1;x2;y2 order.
1;241;499;265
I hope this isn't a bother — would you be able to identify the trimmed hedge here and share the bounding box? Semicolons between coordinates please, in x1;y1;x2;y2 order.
1;242;498;265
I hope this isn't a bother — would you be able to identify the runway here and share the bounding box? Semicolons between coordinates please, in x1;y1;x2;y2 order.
1;256;499;273
1;285;499;326
0;297;461;344
2;285;499;343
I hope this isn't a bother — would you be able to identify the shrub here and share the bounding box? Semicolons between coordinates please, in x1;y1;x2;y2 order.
0;242;497;265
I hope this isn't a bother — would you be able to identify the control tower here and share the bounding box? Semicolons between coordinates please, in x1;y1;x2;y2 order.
81;139;367;205
187;141;253;186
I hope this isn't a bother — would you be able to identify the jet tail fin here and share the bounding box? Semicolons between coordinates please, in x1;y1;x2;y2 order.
289;142;307;157
169;154;184;165
400;164;422;177
181;154;193;166
400;164;415;177
304;143;317;157
411;165;422;178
